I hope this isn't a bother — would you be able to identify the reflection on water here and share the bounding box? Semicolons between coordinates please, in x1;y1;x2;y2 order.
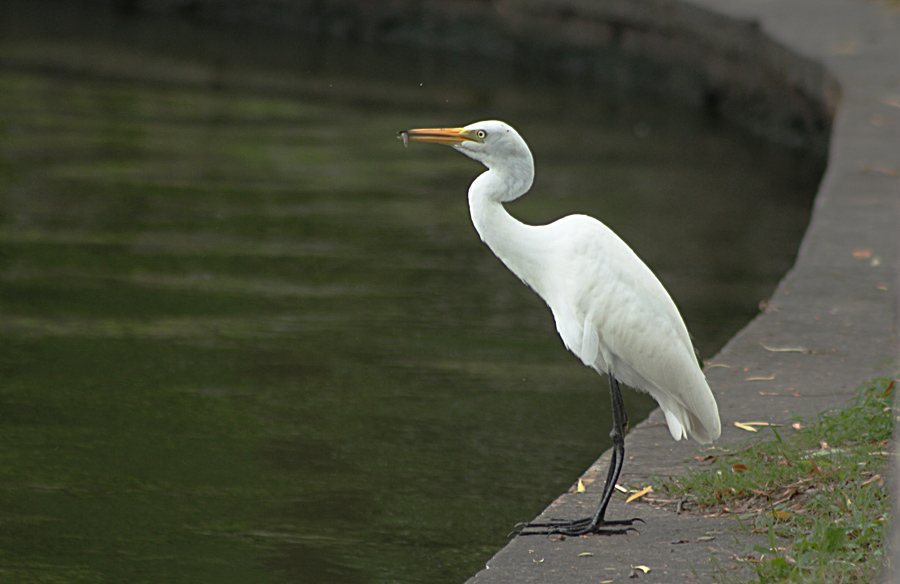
0;2;823;583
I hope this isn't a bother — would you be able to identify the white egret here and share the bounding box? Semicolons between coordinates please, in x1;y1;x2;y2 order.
399;120;721;535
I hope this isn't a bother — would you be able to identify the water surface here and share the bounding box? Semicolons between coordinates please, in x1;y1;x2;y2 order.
0;4;823;583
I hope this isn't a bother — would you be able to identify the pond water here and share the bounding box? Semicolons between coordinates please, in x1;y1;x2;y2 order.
0;3;824;583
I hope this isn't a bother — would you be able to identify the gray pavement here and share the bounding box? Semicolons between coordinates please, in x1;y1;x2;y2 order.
466;0;900;582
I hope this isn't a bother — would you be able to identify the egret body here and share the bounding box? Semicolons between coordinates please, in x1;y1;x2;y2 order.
400;120;721;535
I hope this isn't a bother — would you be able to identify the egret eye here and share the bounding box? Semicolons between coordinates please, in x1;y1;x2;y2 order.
475;130;487;139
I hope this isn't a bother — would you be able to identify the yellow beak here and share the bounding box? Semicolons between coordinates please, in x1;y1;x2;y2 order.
398;127;475;146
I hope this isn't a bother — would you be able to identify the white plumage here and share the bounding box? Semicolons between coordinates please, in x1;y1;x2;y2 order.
401;120;720;535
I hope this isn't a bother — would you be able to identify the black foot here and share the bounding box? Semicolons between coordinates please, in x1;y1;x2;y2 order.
511;516;643;537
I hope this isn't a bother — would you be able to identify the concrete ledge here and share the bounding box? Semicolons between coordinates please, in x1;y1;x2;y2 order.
130;0;899;580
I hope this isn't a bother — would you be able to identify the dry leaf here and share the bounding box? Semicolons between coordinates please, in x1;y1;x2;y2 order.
809;460;823;476
735;421;776;432
626;485;653;503
574;478;586;493
732;463;748;473
861;474;882;487
760;343;809;353
746;374;776;381
633;565;650;573
830;39;861;54
861;165;900;176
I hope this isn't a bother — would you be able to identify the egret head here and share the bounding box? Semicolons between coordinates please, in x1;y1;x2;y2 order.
400;120;534;202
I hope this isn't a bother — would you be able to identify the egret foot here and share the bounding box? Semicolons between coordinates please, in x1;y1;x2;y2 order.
509;374;641;538
512;516;642;537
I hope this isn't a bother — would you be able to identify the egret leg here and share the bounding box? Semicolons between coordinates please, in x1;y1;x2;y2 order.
513;373;640;537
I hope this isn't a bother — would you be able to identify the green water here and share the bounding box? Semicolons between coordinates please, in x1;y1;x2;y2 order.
0;4;822;583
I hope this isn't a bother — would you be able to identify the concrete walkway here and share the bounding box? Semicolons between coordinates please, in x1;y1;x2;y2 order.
464;0;900;582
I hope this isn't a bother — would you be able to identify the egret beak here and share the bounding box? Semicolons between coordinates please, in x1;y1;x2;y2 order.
398;127;474;148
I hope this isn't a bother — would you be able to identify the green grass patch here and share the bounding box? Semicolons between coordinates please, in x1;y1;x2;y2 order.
655;378;895;583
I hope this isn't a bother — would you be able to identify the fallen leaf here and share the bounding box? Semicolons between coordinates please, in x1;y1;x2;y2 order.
808;459;823;476
774;486;799;505
830;39;861;54
697;535;716;542
578;552;594;557
760;343;809;353
860;475;884;487
732;463;748;473
861;165;900;176
746;374;776;381
734;423;775;436
626;485;653;503
574;478;586;493
633;565;650;573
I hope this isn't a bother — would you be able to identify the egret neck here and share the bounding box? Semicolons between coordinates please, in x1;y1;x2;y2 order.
467;166;549;297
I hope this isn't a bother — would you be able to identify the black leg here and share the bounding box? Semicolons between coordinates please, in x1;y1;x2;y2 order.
513;372;641;536
589;375;628;525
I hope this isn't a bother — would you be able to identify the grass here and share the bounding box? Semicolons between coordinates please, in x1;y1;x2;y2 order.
654;378;895;583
